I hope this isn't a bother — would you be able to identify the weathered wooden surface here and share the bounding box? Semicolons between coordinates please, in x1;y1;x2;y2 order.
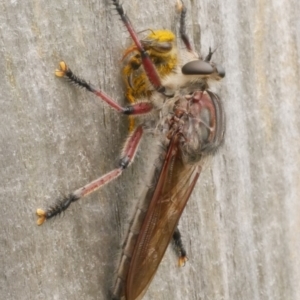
1;0;299;299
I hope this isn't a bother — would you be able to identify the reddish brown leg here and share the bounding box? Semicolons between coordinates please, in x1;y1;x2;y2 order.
36;126;144;225
177;0;193;52
56;62;153;116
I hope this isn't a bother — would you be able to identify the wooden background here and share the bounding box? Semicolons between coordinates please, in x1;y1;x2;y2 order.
0;0;299;299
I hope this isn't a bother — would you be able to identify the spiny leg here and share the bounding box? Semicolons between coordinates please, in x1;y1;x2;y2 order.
36;125;144;225
56;61;153;116
111;0;173;96
177;0;218;64
176;0;193;52
172;227;188;266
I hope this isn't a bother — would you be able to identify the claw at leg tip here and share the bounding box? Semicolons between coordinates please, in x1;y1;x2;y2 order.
178;256;188;267
176;0;183;12
36;209;46;226
55;70;65;77
59;61;67;70
55;61;68;77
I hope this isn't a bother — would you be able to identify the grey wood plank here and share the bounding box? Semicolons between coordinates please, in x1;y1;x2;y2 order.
0;0;299;299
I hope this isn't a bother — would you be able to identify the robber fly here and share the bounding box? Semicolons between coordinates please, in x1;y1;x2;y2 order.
36;0;225;299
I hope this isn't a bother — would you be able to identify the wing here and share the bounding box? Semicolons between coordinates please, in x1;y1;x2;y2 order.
126;136;202;300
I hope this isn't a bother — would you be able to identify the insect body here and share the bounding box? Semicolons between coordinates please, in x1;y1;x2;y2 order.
36;1;225;299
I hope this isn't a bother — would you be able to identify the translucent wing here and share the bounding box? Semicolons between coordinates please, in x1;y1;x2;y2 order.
126;136;202;300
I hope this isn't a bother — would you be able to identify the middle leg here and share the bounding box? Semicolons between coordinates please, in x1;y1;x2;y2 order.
55;61;154;116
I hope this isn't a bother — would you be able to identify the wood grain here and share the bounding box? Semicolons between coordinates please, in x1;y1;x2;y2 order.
0;0;299;299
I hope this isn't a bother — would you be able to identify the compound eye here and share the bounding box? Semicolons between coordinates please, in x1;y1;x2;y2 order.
215;64;226;78
182;60;214;75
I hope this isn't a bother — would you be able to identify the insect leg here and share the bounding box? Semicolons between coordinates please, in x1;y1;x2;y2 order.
172;227;188;266
176;0;193;52
36;125;144;225
55;61;153;116
111;0;171;96
204;47;217;62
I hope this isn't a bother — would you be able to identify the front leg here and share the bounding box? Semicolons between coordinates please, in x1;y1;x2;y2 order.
177;0;193;52
111;0;172;96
